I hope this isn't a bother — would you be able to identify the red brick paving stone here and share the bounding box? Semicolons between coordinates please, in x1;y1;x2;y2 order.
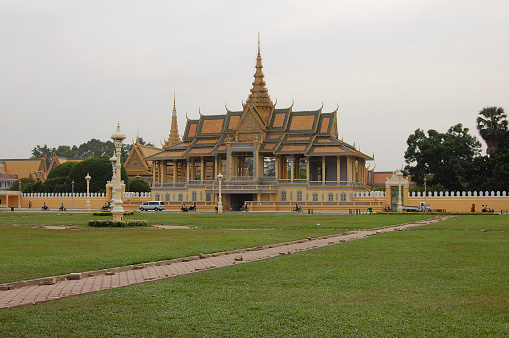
0;217;450;309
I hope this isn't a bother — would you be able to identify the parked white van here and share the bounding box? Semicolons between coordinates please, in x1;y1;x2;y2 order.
139;201;165;211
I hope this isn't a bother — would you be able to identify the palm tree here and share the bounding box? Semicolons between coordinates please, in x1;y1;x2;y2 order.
477;106;508;157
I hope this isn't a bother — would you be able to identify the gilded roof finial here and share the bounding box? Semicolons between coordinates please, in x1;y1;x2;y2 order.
165;91;181;147
172;91;177;116
258;32;261;56
245;34;272;109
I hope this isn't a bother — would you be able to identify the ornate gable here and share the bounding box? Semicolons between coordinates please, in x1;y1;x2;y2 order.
235;106;266;142
125;146;148;171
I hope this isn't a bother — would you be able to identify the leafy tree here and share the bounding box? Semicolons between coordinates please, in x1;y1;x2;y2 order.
9;177;35;191
128;178;151;193
31;144;55;159
55;145;76;158
46;161;76;180
409;183;446;194
43;177;69;193
404;124;481;191
31;145;55;166
467;134;509;191
68;157;129;193
44;162;77;193
476;106;508;157
74;139;115;158
31;137;144;166
22;180;44;194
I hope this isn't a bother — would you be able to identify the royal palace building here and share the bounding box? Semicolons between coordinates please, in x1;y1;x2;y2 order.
144;41;373;211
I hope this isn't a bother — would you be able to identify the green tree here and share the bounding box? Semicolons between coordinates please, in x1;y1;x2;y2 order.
30;145;55;166
22;180;44;194
55;145;76;158
31;144;55;159
43;177;69;193
30;138;136;165
44;161;77;193
9;177;36;191
467;134;509;191
68;157;129;193
74;139;115;158
128;178;151;193
404;124;481;191
476;106;508;157
46;161;76;180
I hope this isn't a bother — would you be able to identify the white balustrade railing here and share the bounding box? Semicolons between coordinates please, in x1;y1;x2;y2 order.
22;192;107;198
409;191;506;198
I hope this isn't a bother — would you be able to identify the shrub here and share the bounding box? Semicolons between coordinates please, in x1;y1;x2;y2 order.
88;219;147;227
92;211;135;216
129;178;151;193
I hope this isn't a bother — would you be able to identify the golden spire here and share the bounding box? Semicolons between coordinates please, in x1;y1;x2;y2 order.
245;34;273;113
166;91;181;147
172;91;177;116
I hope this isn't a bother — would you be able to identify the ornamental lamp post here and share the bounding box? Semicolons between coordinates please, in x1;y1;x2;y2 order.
71;180;75;210
110;123;126;222
85;173;91;212
109;154;117;210
396;170;403;212
18;181;21;209
217;173;224;214
423;176;427;206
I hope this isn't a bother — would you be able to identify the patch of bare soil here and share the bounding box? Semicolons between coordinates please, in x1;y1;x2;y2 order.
34;225;81;230
153;224;197;229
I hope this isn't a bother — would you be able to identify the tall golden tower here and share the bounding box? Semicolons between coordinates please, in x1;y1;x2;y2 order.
165;92;181;147
245;34;273;123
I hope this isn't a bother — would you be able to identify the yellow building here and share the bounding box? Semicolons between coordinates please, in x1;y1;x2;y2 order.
0;157;48;183
124;139;162;183
145;40;373;211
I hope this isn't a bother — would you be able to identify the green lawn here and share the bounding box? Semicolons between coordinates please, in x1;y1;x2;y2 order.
0;211;431;229
0;213;508;336
0;212;430;283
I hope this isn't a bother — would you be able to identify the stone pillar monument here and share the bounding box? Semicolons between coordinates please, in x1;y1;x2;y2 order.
110;123;126;222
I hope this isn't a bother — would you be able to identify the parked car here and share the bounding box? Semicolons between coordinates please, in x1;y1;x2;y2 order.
402;202;430;212
139;201;165;211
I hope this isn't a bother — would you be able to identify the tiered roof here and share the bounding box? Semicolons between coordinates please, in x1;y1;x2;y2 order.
147;38;372;162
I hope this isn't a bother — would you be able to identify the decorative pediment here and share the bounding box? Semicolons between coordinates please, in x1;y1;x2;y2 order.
235;106;265;136
125;145;150;171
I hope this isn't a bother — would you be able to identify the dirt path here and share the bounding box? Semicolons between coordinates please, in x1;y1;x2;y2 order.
0;216;451;309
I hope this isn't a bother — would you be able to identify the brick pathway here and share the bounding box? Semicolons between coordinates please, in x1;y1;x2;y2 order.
0;216;450;309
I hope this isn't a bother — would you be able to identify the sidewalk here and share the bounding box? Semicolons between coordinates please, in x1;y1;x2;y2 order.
0;216;450;310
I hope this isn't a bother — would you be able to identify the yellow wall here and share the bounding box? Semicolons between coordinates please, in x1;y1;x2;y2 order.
3;190;508;213
407;196;509;213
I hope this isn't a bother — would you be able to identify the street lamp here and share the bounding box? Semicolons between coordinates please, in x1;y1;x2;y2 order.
18;181;21;209
85;173;91;212
396;170;403;212
423;176;427;205
71;180;75;210
217;173;224;214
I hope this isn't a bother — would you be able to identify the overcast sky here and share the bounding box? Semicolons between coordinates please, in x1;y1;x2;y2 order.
1;0;508;170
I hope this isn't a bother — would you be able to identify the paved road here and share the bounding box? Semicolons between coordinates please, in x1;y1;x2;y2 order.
0;216;450;309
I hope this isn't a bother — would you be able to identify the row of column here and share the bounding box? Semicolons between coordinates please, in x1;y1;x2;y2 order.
152;156;225;186
276;155;366;184
151;155;366;186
